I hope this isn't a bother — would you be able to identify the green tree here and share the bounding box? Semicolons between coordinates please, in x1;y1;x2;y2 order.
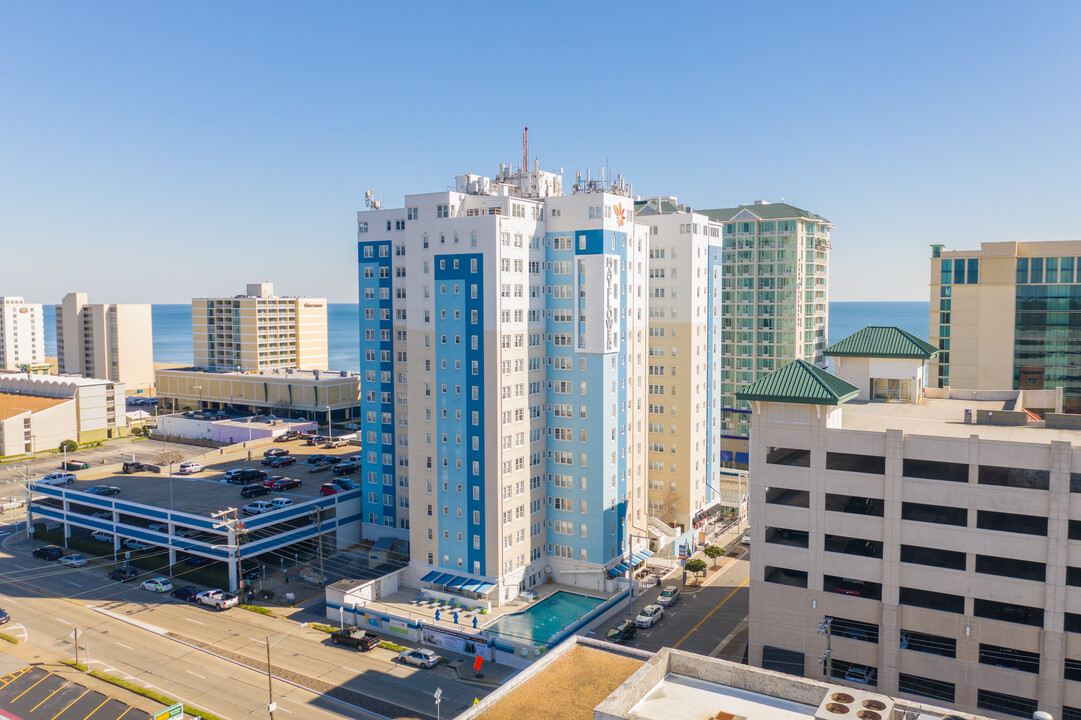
58;440;77;454
703;545;725;567
685;558;707;583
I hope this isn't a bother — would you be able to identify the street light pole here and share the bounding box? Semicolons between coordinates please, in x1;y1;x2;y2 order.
266;635;276;720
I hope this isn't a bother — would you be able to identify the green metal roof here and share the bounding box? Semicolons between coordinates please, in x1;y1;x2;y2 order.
735;360;859;406
634;199;686;215
824;326;939;359
700;203;830;224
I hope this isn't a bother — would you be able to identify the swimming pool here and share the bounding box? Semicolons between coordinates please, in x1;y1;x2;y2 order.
485;591;606;645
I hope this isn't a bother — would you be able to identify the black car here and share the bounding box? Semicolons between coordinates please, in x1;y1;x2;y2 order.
108;566;139;582
226;469;267;485
241;484;270;498
0;608;9;625
122;462;148;474
605;619;638;643
32;545;63;561
86;485;121;496
333;461;358;475
62;461;90;471
333;477;360;490
170;585;200;601
179;554;211;567
274;431;301;443
263;448;288;458
305;454;327;465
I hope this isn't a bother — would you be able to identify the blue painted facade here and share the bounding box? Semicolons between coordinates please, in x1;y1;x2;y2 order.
704;246;724;503
433;254;485;575
544;228;628;565
358;240;397;529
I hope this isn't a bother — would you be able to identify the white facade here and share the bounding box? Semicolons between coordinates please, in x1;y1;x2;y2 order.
0;373;124;444
55;293;154;391
0;297;45;371
357;163;650;603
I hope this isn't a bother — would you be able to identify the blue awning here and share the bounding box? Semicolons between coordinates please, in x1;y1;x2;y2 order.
421;570;443;583
459;578;482;592
631;552;647;564
473;582;496;594
446;575;470;590
432;573;455;586
606;567;623;578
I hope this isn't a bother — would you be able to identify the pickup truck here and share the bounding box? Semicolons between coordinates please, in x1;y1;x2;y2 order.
331;626;381;651
195;589;240;610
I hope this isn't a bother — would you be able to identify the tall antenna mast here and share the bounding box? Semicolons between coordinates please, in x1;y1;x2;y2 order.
522;127;528;173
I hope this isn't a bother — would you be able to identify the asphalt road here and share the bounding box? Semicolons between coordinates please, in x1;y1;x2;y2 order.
0;523;491;720
582;552;749;657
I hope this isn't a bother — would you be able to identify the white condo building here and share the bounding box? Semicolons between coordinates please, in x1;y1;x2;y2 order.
357;162;650;603
0;297;46;371
55;292;154;391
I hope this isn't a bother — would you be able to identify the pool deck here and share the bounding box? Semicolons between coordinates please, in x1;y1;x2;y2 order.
360;583;615;634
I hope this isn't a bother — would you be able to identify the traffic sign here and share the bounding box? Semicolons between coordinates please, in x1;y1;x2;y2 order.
152;703;183;720
678;544;687;559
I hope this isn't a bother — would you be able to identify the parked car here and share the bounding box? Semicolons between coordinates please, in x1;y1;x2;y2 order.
59;554;88;568
242;565;263;583
124;539;151;551
0;609;9;625
62;461;90;471
309;463;333;474
263;448;289;458
635;604;665;628
740;532;751;546
225;469;267;485
331;626;381;651
333;461;358;475
38;473;75;486
834;578;866;597
605;619;638;643
196;589;239;610
241;484;270;498
320;456;342;465
274;431;301;442
305;454;327;465
319;484;341;496
177;462;204;475
324;438;347;448
85;485;121;496
270;478;302;491
179;554;210;567
122;462;149;474
243;500;277;515
91;531;113;544
147;523;167;533
657;586;681;607
332;477;359;490
174;528;198;538
269;497;294;510
142;577;173;593
263;475;285;488
269;456;296;468
397;648;439;668
90;511;111;519
32;545;64;561
171;585;200;601
305;435;328;446
108;566;139;582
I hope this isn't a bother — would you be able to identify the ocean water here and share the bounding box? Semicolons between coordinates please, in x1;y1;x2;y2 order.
43;301;930;372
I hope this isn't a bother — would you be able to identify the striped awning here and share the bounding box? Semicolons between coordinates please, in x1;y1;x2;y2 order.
446;575;470;590
420;570;443;583
473;581;496;594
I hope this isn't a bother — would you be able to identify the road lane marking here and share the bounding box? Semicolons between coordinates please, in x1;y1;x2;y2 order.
56;618;72;625
672;578;748;650
84;697;111;719
186;670;206;680
187;618;205;625
115;642;133;650
30;679;70;712
66;581;82;587
49;687;90;720
12;672;49;701
13;564;27;570
344;666;363;674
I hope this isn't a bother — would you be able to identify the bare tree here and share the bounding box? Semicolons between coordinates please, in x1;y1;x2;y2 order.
156;450;185;468
660;487;681;528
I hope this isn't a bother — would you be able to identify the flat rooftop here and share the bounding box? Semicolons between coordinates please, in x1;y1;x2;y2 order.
630;674;815;720
474;643;644;720
840;396;1081;443
0;392;70;421
162;367;358;380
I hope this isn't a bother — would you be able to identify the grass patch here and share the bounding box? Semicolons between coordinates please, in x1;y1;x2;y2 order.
61;661;225;720
310;623;336;634
0;633;18;645
239;604;272;616
378;640;406;652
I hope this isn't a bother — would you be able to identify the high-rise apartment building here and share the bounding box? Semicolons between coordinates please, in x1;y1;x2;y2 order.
357;162;649;602
633;198;724;529
0;297;45;371
929;240;1081;413
701;202;832;443
739;329;1081;719
192;282;328;373
55;292;153;390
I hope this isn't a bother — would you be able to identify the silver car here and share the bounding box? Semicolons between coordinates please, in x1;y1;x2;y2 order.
397;648;439;668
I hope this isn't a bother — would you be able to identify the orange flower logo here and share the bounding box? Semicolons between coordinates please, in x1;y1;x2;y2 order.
614;203;626;226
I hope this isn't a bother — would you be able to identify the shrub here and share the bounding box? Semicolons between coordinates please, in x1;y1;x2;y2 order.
59;440;77;454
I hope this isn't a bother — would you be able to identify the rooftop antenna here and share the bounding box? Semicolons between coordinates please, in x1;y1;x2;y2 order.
522;127;529;174
364;190;381;210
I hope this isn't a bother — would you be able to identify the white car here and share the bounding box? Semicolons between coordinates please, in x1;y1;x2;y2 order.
147;523;166;533
91;531;113;544
242;500;274;515
59;554;88;568
740;532;751;546
269;497;293;510
123;539;151;551
38;473;75;486
195;589;239;610
142;577;173;593
397;648;440;668
178;462;204;475
635;604;665;628
657;586;680;607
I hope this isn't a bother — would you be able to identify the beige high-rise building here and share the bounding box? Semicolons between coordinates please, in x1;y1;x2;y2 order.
739;327;1081;719
929;240;1081;414
192;282;328;373
55;292;153;391
0;297;46;371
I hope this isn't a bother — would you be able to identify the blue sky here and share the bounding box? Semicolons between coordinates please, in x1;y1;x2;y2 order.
1;1;1077;303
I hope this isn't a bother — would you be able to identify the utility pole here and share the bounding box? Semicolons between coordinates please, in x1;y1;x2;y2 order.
309;507;325;583
817;617;833;679
265;635;276;720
